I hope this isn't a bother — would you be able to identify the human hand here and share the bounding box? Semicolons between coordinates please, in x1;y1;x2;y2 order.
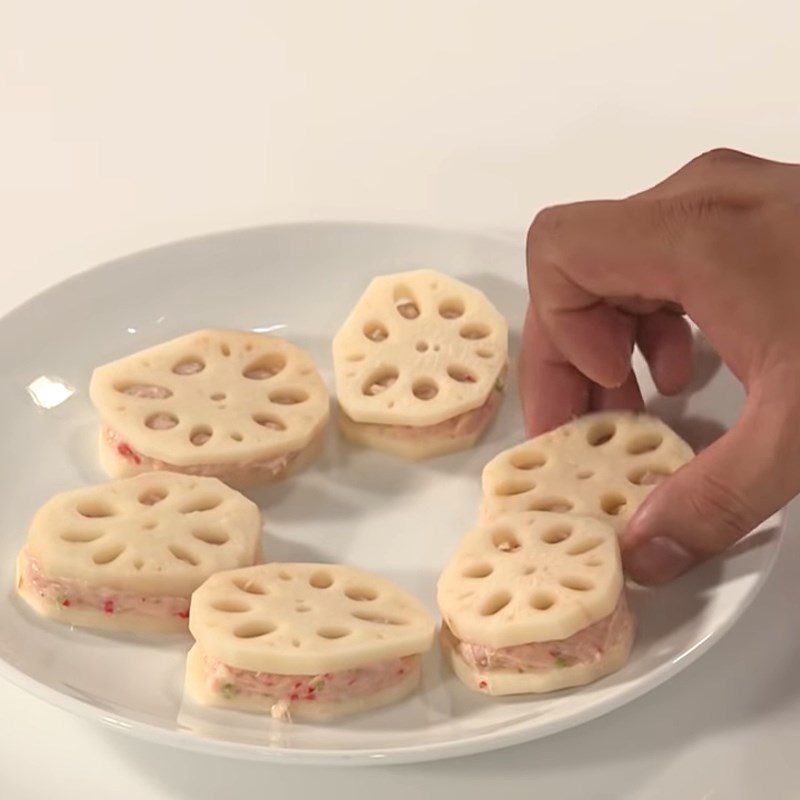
520;148;800;584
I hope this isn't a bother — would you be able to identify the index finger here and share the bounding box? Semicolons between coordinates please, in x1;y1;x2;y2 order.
518;303;590;436
519;302;645;436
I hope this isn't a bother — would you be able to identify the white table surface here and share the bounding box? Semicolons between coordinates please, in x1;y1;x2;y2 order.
2;2;800;797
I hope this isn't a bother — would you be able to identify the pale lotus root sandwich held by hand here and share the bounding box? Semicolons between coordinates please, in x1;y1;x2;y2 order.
16;474;262;633
185;563;436;720
437;511;634;695
333;269;509;459
481;411;694;533
90;329;330;488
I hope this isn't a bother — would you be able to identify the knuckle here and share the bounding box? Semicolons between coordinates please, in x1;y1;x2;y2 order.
527;205;567;263
528;205;564;241
693;147;753;168
685;472;757;552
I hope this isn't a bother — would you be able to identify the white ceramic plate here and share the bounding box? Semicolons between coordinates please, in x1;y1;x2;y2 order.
0;223;783;765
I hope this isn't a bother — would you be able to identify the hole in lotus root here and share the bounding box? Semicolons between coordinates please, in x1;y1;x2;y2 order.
439;297;465;319
235;621;276;638
117;383;172;399
92;543;126;565
560;575;594;592
510;450;546;470
317;626;350;639
253;414;286;431
344;585;378;601
191;528;230;545
133;559;143;570
233;577;267;595
541;525;572;544
278;570;292;581
364;321;389;342
269;388;308;405
60;530;104;543
462;562;494;578
168;544;200;566
363;367;399;396
530;591;556;610
529;497;574;513
460;323;490;340
351;611;407;625
190;425;213;446
476;347;494;359
412;378;438;400
415;341;429;352
309;570;334;589
212;599;250;613
628;466;671;485
138;487;168;506
394;285;420;319
180;495;221;513
296;605;311;613
230;432;243;442
244;353;286;380
145;412;179;430
627;432;664;455
173;358;205;375
601;492;627;516
447;365;477;383
77;500;115;518
576;469;594;480
346;352;366;362
587;420;616;446
567;536;603;556
396;303;419;319
494;478;535;497
492;529;521;552
210;392;226;401
480;591;512;616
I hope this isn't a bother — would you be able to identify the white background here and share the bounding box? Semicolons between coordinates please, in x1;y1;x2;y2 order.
2;2;800;797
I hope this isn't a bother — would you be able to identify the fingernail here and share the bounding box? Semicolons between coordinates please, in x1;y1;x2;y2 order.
624;537;695;585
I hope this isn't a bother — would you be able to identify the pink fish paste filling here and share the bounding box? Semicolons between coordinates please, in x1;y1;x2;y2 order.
204;653;419;704
103;426;295;478
19;551;190;619
349;388;502;441
456;594;633;672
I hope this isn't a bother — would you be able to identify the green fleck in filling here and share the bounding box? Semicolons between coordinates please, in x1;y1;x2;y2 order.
555;655;569;669
221;683;238;699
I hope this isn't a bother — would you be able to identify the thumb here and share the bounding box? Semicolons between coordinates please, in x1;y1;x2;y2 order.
621;378;800;584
